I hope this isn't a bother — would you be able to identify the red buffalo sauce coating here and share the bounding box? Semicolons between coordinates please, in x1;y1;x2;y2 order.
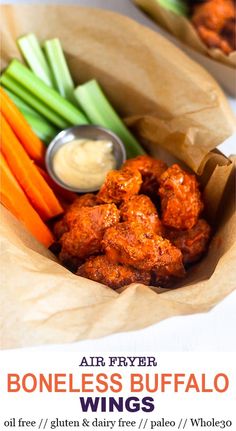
165;219;211;264
123;155;167;195
53;193;98;240
54;156;210;289
192;0;235;54
97;168;142;205
159;164;203;230
59;204;120;265
120;194;163;235
102;222;185;278
77;255;151;290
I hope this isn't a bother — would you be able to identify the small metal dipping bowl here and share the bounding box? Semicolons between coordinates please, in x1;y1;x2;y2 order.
45;125;126;193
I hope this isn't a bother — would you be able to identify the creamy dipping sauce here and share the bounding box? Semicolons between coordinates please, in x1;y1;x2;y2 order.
52;139;116;190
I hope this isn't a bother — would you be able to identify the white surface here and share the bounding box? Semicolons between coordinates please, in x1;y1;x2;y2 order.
3;0;236;352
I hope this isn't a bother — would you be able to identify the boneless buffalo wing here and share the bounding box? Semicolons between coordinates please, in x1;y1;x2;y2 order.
159;164;203;230
120;195;163;234
165;219;211;264
97;168;142;204
55;155;210;289
59;204;120;267
102;222;185;278
64;193;98;227
53;219;68;240
192;0;236;54
53;193;98;239
77;255;151;289
123;155;167;195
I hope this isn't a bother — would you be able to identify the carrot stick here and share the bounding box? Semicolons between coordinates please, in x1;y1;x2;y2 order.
0;153;54;248
0;114;63;220
0;87;45;165
37;166;77;204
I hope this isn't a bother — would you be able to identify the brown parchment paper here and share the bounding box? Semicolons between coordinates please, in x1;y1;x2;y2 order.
0;4;236;349
135;0;236;68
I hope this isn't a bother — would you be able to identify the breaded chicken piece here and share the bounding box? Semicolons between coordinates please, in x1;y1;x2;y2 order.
120;194;163;234
102;222;185;278
53;219;68;240
77;255;151;289
150;273;177;289
222;17;236;52
159;164;203;230
72;193;98;208
53;193;98;240
59;204;120;264
196;26;233;54
123;155;167;195
165;219;211;265
65;193;98;227
192;0;234;32
192;0;235;54
97;169;142;205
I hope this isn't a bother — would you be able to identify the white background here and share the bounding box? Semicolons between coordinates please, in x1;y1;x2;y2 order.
2;0;236;353
1;352;236;430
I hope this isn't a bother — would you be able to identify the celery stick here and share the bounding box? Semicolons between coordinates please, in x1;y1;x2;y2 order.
23;112;58;144
0;74;69;129
158;0;189;16
44;38;76;104
74;80;145;158
17;33;55;87
6;59;89;126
